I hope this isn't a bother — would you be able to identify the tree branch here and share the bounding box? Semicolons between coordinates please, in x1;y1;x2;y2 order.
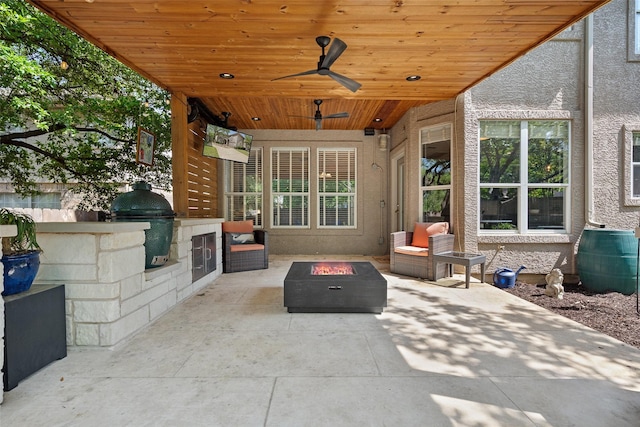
0;132;124;186
73;127;133;144
0;135;116;197
1;125;134;146
0;124;66;142
1;136;83;177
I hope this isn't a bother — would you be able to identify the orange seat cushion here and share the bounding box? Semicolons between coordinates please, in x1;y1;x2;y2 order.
222;220;254;234
229;243;265;252
411;222;449;248
394;245;429;257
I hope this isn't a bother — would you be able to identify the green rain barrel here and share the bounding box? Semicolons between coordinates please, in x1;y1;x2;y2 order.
110;181;175;269
576;228;638;295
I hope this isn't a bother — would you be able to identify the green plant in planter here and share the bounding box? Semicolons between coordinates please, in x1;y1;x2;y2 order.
0;208;42;255
1;208;42;296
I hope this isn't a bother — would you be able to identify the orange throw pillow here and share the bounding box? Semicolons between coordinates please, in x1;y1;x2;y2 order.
222;220;254;233
411;222;449;248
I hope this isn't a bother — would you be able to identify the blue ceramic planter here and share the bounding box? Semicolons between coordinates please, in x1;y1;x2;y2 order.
2;251;40;296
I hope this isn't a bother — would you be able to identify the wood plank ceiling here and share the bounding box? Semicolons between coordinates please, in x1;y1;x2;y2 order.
29;0;610;131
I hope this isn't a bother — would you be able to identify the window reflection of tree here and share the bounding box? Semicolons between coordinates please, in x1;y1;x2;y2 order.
480;120;568;230
421;158;451;221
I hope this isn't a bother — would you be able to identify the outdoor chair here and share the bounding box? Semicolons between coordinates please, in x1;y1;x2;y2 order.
222;220;269;273
390;222;454;280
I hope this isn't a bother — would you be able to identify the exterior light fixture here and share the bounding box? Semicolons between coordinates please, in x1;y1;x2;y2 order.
219;73;235;79
406;75;421;81
378;129;390;151
251;117;261;121
373;118;382;123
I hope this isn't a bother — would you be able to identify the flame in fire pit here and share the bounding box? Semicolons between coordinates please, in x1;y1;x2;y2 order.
311;262;355;275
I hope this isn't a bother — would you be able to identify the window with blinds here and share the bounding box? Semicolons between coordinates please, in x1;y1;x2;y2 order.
0;192;62;209
271;148;309;227
317;148;356;228
224;148;263;227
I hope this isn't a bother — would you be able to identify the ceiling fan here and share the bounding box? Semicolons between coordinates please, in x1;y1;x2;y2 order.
293;99;349;130
272;36;362;93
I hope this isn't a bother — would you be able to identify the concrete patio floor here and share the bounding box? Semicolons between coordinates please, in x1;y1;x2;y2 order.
2;255;639;426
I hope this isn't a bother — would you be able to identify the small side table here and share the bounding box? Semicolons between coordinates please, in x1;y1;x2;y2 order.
431;251;486;288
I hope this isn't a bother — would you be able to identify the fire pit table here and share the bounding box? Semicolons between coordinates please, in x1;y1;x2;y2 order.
284;261;387;313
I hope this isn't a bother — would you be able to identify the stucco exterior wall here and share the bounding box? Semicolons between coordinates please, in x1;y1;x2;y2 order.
591;0;640;227
390;0;640;276
465;23;585;274
246;129;388;255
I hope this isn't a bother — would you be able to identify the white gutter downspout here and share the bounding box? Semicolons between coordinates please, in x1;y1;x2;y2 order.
585;14;606;228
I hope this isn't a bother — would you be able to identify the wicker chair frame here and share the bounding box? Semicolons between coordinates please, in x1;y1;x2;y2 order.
222;230;269;273
390;230;454;280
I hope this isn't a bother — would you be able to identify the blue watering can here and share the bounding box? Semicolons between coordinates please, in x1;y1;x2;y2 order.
493;265;526;289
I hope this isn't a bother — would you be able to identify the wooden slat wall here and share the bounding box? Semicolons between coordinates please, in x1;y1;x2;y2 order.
172;92;218;218
186;119;218;218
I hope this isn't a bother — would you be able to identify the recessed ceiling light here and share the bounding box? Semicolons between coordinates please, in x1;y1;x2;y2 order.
406;75;421;81
373;118;382;123
251;117;261;121
219;73;235;79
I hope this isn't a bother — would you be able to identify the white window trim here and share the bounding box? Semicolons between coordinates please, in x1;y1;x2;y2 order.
478;120;571;235
623;124;640;206
628;0;640;61
316;148;357;229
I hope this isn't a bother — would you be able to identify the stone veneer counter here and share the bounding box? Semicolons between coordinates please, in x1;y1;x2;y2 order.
31;218;223;348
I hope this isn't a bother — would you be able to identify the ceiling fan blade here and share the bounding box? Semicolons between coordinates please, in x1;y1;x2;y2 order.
321;38;347;69
315;119;322;131
289;115;317;120
271;69;318;81
324;112;349;119
328;71;361;92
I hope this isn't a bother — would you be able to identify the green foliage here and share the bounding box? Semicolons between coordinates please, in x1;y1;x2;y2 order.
421;158;451;186
528;136;567;185
0;0;172;210
479;137;520;184
489;221;516;230
422;189;449;215
0;208;41;254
